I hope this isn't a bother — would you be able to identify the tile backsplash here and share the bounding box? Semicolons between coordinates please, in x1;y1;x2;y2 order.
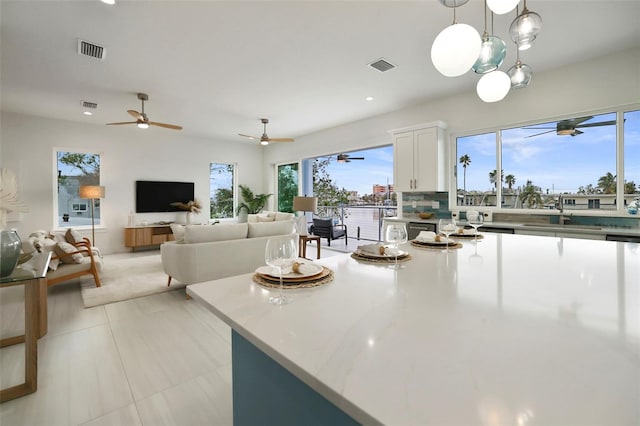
401;192;451;219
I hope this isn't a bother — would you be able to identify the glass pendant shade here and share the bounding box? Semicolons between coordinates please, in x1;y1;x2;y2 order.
487;0;519;15
472;34;507;74
438;0;470;7
431;23;481;77
476;70;511;102
509;7;542;50
507;60;533;88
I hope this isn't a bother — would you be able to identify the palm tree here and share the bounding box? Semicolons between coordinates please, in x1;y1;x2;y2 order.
598;172;616;194
520;180;543;208
459;154;471;205
505;174;516;192
489;169;504;192
624;181;637;194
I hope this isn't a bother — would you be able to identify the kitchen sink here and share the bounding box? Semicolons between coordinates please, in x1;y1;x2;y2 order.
521;223;602;230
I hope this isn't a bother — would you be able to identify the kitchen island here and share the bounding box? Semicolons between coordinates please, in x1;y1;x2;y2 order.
187;233;639;425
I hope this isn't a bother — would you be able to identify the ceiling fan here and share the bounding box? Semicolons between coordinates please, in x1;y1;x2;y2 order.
524;116;615;138
337;153;365;163
238;118;294;145
106;93;183;130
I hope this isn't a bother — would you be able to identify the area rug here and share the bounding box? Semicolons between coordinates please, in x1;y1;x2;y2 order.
80;252;185;308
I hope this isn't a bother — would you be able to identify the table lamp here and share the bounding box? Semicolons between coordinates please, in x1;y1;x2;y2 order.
292;196;317;236
79;185;105;245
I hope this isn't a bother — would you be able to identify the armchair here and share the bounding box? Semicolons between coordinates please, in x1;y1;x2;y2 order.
46;238;103;287
310;217;347;247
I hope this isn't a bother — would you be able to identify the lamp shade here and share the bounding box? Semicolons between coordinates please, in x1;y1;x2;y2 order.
293;196;317;213
509;7;542;50
79;185;105;199
487;0;519;15
431;23;481;77
476;70;511;102
472;34;507;74
508;60;533;89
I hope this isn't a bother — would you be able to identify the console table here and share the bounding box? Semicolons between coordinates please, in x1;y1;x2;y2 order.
124;224;174;251
0;251;51;402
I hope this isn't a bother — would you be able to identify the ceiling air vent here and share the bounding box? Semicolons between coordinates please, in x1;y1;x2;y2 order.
368;58;396;73
77;39;106;60
81;101;98;109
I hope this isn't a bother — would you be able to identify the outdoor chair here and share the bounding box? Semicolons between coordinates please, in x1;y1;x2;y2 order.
310;217;347;247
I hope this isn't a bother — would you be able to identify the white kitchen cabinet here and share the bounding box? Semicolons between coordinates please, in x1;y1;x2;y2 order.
391;121;447;192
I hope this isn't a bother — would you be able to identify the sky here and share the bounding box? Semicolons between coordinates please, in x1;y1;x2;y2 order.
320;145;394;196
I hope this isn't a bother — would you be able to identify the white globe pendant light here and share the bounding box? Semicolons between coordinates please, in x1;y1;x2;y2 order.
431;23;481;77
476;70;511;102
487;0;519;15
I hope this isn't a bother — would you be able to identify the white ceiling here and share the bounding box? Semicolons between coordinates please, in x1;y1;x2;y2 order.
2;1;639;143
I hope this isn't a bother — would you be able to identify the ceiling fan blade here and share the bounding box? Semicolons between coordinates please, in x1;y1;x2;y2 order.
522;126;555;130
128;109;143;120
149;121;183;130
106;121;137;126
561;116;594;127
525;129;556;138
349;157;365;160
238;133;260;140
575;120;617;129
266;138;294;142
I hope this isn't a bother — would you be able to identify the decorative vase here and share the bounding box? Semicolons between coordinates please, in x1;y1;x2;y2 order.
186;212;192;225
1;229;21;278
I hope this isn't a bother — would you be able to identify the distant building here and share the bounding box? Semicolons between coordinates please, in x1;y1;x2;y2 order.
373;184;394;195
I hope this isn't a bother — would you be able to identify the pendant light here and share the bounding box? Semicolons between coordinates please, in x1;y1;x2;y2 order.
431;4;481;77
472;1;507;74
509;0;542;50
487;0;519;15
476;70;511;102
507;48;532;89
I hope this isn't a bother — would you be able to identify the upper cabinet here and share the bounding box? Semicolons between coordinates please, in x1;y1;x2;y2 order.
391;121;447;192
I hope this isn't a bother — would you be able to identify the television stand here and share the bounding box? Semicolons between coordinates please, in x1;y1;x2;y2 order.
124;224;174;251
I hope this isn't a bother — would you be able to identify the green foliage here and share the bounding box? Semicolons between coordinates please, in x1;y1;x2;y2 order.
624;181;638;194
488;169;504;190
57;152;100;177
459;154;471;195
597;172;616;194
236;184;272;214
505;174;516;191
277;164;298;213
211;188;234;218
312;157;350;208
520;180;543;208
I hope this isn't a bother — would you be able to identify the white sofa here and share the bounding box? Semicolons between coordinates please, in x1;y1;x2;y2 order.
161;214;295;286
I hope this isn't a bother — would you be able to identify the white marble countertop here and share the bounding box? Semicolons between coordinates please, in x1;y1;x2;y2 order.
188;234;640;425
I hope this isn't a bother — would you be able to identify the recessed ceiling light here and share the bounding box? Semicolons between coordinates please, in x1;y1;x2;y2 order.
83;111;93;116
101;0;115;5
365;96;374;101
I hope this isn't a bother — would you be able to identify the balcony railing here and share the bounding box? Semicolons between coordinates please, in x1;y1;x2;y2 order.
316;204;398;243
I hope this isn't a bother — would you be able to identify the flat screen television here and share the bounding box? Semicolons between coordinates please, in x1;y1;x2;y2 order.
135;180;195;213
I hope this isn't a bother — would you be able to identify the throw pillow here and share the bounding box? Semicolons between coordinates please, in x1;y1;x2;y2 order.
275;212;295;221
65;228;83;245
257;215;276;222
33;238;59;270
247;219;295;238
49;232;66;243
170;224;186;243
53;241;84;264
183;223;248;244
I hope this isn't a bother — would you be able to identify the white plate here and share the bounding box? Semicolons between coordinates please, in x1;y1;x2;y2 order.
413;237;454;245
256;261;323;279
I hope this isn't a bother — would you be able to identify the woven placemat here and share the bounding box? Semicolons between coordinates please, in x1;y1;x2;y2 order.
253;267;334;289
350;253;413;264
410;241;463;250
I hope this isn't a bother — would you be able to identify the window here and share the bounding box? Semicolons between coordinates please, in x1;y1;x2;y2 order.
56;151;101;228
277;163;299;213
209;163;235;219
454;107;640;214
456;132;498;207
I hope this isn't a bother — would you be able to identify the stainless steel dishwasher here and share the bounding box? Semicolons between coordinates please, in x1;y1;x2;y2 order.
407;222;437;240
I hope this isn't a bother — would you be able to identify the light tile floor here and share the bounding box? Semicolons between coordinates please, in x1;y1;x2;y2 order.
1;277;233;425
1;246;345;426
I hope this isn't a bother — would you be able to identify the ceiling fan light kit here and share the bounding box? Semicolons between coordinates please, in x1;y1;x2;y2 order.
431;0;541;102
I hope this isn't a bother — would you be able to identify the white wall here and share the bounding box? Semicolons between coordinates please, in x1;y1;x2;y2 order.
1;112;263;254
263;47;640;194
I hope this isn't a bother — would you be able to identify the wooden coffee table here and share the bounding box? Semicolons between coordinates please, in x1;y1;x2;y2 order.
299;234;321;259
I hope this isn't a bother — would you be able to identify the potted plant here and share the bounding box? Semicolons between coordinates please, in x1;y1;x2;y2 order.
236;185;272;222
